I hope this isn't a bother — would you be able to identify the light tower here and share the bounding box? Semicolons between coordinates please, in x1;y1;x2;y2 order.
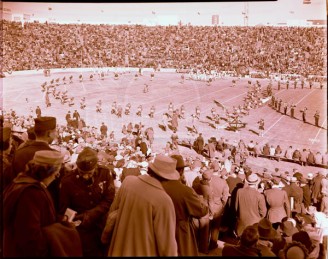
242;2;249;26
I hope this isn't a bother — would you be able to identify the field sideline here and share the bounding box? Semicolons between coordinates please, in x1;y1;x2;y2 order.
1;69;327;174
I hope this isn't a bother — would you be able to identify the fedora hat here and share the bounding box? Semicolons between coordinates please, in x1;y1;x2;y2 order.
255;218;278;241
245;173;260;185
149;154;180;180
280;221;299;237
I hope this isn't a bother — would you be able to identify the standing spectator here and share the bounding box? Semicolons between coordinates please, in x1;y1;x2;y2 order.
264;177;291;228
65;111;71;127
100;122;108;139
207;167;230;250
288;177;304;214
72;109;80;125
235;173;267;237
59;147;115;256
2;150;79;257
1;127;14;190
300;148;309;166
314;110;320;127
105;155;179;256
194;133;204;155
11;116;62;210
161;154;208;256
35;105;41;118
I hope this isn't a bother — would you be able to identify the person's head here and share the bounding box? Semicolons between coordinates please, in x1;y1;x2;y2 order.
292;231;315;254
148;154;180;181
26;126;36;140
34;116;57;144
240;225;259;248
0;126;12;152
170;154;186;182
76;147;98;182
282;242;309;259
245;173;260;188
26;150;64;185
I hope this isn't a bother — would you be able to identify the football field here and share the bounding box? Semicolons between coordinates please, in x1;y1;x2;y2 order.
2;69;327;173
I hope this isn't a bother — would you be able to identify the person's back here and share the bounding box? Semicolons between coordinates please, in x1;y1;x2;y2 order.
107;155;178;256
162;179;208;256
235;174;267;236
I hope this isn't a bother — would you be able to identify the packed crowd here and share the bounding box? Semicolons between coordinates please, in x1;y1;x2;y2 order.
2;20;326;77
1;109;328;257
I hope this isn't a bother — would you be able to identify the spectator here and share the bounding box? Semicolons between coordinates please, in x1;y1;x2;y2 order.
161;154;208;256
2;150;73;257
105;154;179;256
235;173;267;237
59;147;115;256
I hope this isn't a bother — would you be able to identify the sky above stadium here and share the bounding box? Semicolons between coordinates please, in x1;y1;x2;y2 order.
3;1;327;26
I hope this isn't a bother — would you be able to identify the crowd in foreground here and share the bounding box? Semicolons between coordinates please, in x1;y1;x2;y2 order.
1;111;328;258
2;20;326;77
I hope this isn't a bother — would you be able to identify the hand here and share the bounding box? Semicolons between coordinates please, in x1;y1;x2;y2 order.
74;213;84;222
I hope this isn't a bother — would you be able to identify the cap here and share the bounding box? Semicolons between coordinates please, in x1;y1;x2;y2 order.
32;150;64;166
76;147;98;171
34;116;56;132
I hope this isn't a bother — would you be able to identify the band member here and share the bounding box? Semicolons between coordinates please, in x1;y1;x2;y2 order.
79;73;83;82
149;105;155;118
314;110;320;127
69;75;73;83
136;105;142;117
80;97;86;110
195;106;201;119
111;101;117;115
90;74;94;81
125;103;131;115
258;118;265;137
179;105;186;119
143;84;149;93
96;100;102;113
300;107;307;123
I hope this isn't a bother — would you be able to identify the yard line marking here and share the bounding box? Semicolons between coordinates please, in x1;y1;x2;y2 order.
14;90;26;101
263;115;284;136
311;117;327;144
81;81;86;92
295;89;315;105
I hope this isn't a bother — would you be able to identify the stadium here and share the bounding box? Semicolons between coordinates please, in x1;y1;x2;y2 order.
1;1;327;258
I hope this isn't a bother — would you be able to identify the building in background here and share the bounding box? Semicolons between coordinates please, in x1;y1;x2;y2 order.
212;14;219;25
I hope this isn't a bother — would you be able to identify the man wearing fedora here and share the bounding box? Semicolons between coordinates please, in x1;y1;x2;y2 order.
235;173;267;237
161;154;208;256
59;147;115;257
106;154;179;256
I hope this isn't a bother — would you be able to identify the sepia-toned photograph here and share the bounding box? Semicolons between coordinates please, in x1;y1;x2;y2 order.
1;1;327;257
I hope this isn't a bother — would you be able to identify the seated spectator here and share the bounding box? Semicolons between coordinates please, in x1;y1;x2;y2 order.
222;225;276;257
